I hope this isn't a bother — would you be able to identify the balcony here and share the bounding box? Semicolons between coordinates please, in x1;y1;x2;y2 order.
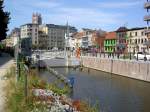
144;15;150;21
144;2;150;9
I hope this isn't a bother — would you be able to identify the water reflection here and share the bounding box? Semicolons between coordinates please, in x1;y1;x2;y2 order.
39;67;150;112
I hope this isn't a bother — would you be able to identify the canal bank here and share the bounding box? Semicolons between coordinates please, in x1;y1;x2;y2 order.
81;56;150;82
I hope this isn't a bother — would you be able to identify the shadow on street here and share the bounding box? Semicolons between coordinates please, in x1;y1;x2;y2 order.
0;53;13;67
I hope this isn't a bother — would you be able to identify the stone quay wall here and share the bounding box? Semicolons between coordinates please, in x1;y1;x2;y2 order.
81;56;150;82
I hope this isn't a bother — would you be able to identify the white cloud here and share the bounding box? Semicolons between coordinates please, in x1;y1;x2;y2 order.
6;0;140;31
43;7;124;28
30;0;60;8
97;1;142;8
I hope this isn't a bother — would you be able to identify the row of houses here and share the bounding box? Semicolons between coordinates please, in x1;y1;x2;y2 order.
3;13;77;51
3;13;150;54
68;27;149;53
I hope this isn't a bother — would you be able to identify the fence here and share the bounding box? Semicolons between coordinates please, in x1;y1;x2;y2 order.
80;51;149;61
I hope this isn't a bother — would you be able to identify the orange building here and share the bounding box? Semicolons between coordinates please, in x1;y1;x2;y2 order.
91;31;106;52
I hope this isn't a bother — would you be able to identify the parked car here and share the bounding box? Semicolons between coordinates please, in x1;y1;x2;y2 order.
134;52;150;60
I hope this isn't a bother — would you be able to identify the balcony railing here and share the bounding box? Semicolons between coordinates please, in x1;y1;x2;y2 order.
144;15;150;21
144;2;150;9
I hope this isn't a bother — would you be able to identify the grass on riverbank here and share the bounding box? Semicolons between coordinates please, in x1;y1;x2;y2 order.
5;65;100;112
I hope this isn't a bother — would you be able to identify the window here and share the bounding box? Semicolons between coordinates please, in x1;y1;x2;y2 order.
141;39;143;44
135;32;137;36
35;29;38;32
141;32;144;36
135;39;137;44
130;32;132;37
130;39;132;44
138;39;140;44
145;39;147;43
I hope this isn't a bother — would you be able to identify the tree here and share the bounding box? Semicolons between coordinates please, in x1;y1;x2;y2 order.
0;0;10;41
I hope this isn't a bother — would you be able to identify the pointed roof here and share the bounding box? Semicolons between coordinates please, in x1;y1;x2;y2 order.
116;27;128;32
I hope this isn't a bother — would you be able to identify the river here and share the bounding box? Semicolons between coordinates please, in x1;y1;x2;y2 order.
39;67;150;112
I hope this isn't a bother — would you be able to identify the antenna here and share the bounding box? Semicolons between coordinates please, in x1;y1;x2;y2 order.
124;22;128;27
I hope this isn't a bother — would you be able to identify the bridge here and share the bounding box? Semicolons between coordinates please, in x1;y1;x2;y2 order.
31;50;80;67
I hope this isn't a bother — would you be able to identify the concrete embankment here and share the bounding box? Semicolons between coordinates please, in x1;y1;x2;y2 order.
81;56;150;82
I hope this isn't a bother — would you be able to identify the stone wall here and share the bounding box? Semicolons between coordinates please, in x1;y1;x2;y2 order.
81;56;150;82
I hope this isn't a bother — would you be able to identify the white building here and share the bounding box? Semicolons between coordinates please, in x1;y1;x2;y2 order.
72;29;95;49
65;33;76;50
7;28;20;47
20;24;39;45
127;27;148;53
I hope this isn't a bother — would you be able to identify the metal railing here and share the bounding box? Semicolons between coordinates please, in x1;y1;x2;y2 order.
80;51;149;61
144;15;150;21
144;2;150;9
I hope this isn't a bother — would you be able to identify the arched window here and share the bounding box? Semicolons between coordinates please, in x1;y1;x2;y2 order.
141;39;143;44
138;39;140;44
135;39;137;44
145;39;147;43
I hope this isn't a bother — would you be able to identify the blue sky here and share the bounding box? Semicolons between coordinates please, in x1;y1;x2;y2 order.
4;0;146;32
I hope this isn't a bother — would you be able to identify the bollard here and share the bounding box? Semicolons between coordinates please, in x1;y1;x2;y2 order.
123;53;125;59
117;53;119;59
144;57;147;61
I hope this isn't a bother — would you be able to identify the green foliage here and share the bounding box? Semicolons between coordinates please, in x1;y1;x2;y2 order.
0;43;4;49
78;101;100;112
0;0;10;41
46;83;70;95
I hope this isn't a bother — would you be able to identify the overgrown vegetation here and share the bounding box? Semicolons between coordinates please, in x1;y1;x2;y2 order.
5;64;100;112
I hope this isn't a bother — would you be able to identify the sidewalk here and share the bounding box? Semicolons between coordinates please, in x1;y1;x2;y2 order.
0;55;14;112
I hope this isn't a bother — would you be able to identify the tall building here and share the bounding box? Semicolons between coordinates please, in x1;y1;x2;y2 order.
20;24;38;55
32;13;42;25
20;23;39;45
40;24;77;50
